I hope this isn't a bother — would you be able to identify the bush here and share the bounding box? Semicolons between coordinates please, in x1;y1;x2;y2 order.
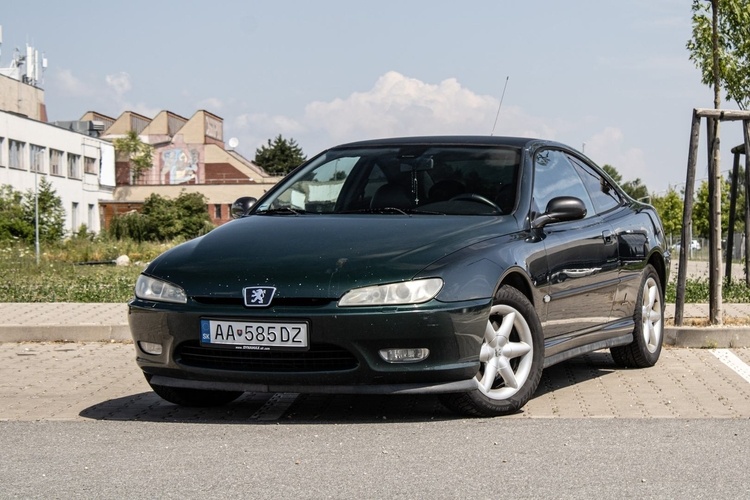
107;191;214;242
665;278;750;303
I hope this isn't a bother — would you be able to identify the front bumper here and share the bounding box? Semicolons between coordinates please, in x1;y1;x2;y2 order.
129;297;491;394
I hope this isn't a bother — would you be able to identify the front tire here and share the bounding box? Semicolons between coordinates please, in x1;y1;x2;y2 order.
440;286;544;417
610;264;664;368
145;374;244;407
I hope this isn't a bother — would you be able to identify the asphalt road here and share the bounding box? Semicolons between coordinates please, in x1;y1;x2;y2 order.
1;419;748;499
2;343;750;498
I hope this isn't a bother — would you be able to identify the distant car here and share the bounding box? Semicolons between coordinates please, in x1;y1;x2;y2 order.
673;239;701;251
129;136;670;417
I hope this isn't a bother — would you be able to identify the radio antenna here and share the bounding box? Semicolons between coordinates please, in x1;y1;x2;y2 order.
490;76;509;136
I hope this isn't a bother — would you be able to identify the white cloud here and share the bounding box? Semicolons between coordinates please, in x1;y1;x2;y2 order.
52;68;91;97
226;71;591;158
105;72;132;97
50;68;160;118
303;71;499;143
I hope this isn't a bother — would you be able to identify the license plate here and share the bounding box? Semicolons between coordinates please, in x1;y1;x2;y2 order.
200;319;309;350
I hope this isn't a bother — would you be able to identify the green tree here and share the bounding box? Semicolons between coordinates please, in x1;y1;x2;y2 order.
254;135;306;176
687;0;750;110
602;164;622;184
114;130;154;182
0;185;33;242
693;178;731;238
621;178;650;201
600;164;650;200
651;188;685;240
22;177;66;242
727;166;747;232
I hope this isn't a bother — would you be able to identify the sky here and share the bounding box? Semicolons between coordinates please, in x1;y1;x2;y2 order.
1;0;746;194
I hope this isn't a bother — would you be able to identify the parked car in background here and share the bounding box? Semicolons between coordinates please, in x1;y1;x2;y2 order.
129;136;669;417
673;239;701;252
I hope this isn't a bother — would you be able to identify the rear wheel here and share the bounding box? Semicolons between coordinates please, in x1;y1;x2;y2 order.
145;375;243;407
610;264;664;368
440;286;544;417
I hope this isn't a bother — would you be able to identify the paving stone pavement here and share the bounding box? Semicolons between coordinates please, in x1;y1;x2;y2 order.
1;342;750;422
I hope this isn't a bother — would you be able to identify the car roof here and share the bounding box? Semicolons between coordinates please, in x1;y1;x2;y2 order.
333;135;558;150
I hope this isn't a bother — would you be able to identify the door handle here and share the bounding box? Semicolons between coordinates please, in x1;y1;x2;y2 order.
602;230;615;244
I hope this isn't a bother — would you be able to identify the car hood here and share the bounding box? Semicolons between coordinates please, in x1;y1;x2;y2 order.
146;214;517;300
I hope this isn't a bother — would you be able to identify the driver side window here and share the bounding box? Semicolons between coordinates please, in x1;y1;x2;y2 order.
532;149;593;217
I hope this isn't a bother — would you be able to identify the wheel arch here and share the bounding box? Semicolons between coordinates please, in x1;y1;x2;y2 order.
499;270;535;307
647;251;667;293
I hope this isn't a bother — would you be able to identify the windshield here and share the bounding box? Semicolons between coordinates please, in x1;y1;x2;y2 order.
255;145;521;215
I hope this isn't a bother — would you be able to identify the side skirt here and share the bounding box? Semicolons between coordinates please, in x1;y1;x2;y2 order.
542;333;633;368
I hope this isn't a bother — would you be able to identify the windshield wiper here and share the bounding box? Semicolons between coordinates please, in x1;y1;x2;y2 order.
340;207;448;215
255;207;307;216
340;207;410;215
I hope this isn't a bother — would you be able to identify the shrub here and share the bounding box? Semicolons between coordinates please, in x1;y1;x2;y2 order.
107;191;213;242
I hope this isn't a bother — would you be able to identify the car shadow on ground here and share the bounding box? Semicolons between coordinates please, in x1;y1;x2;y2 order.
533;350;619;398
78;391;460;424
78;351;620;424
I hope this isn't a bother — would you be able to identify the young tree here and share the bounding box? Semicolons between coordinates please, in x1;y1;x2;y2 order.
22;177;65;243
693;178;731;238
114;130;154;182
254;135;307;176
687;0;750;110
651;188;685;241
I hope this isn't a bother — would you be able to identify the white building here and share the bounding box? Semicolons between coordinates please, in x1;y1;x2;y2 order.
0;107;115;234
0;41;115;235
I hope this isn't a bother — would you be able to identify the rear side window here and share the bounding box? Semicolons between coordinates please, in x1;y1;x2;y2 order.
567;155;621;214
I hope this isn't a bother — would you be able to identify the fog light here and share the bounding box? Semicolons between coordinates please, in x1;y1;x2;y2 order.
379;348;429;363
139;341;163;355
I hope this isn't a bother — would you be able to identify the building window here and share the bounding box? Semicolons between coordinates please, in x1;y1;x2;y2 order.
0;137;5;167
214;204;222;219
50;149;63;176
67;154;81;179
30;144;46;173
88;204;95;229
71;202;79;233
9;140;25;170
84;156;97;175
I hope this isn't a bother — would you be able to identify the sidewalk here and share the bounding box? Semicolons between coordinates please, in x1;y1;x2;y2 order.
0;301;748;348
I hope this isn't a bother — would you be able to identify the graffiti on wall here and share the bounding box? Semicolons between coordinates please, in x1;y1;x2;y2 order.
161;148;199;184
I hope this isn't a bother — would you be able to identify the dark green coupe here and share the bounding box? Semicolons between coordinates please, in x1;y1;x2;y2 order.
129;136;669;417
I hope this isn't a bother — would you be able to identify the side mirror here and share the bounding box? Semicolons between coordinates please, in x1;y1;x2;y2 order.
531;196;587;229
231;196;257;219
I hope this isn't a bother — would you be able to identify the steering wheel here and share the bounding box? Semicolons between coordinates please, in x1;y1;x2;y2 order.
449;193;503;213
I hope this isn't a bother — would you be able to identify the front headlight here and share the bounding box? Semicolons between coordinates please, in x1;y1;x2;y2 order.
338;278;443;307
135;275;187;304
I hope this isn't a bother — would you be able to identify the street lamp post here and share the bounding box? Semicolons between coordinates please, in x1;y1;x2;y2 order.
34;151;41;265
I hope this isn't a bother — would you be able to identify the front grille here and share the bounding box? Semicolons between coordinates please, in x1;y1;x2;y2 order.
191;297;335;307
176;341;359;372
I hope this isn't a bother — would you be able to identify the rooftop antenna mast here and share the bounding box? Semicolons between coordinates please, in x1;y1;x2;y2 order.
490;76;509;136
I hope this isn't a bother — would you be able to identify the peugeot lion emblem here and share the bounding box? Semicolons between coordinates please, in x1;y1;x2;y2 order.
243;286;276;307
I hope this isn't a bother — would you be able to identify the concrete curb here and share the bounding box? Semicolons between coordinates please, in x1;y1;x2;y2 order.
0;325;132;343
664;326;750;348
